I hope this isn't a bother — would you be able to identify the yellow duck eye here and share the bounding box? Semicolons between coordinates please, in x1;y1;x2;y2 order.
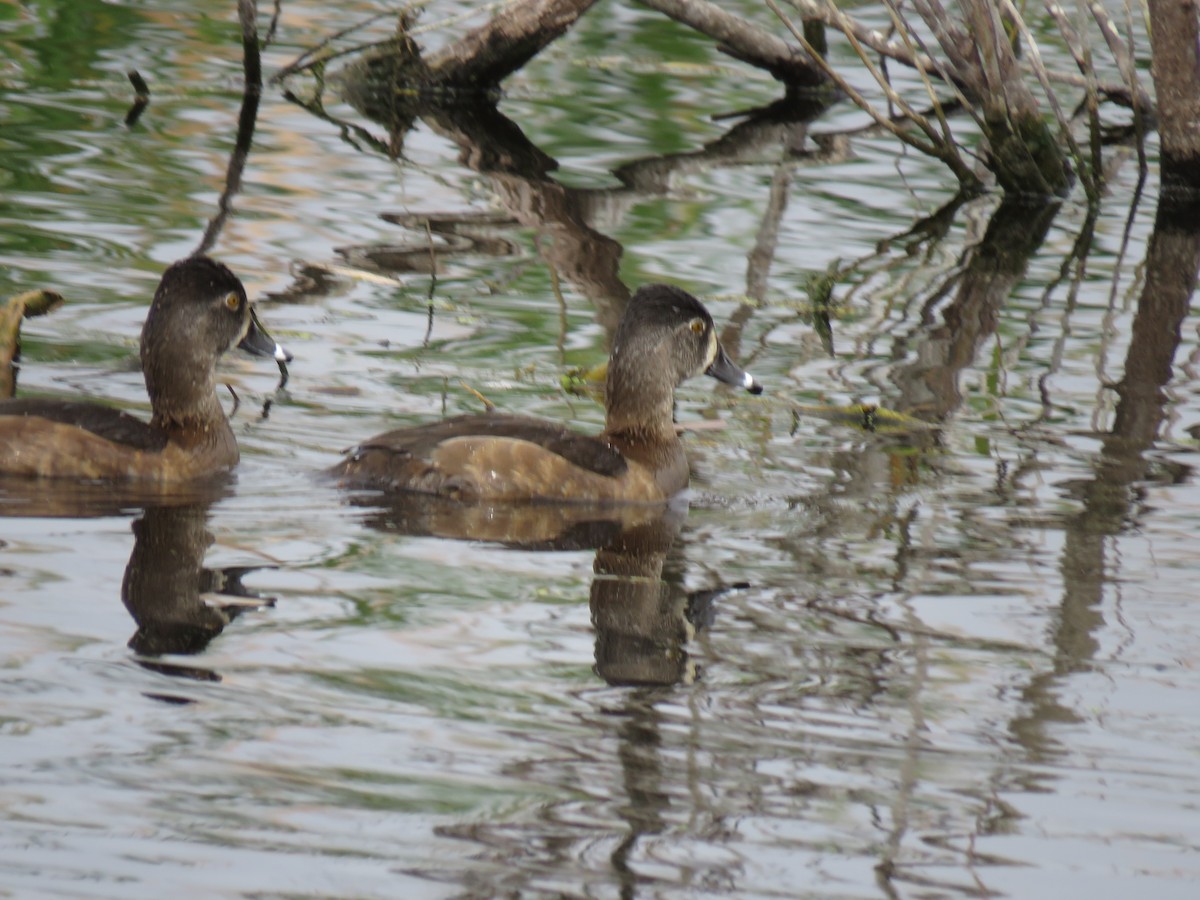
689;318;705;335
225;292;240;311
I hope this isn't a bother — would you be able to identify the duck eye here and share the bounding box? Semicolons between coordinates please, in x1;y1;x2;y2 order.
689;318;705;335
224;292;240;311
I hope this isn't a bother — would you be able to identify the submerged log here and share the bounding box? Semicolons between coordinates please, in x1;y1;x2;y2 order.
340;0;825;96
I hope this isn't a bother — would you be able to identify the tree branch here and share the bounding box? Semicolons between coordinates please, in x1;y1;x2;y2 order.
786;0;1148;109
637;0;826;87
423;0;597;87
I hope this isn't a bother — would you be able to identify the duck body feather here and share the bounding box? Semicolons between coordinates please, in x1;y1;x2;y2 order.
331;412;685;504
0;398;237;481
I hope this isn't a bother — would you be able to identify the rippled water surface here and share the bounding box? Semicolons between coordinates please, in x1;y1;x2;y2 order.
3;1;1200;897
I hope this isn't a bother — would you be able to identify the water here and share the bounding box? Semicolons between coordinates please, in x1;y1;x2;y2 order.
3;1;1200;897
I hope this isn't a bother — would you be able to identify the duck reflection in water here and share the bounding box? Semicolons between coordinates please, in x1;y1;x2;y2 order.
589;504;744;687
335;282;759;682
122;503;275;683
355;494;743;687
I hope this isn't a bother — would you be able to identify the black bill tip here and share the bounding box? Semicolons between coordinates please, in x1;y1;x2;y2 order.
239;306;293;363
705;345;762;395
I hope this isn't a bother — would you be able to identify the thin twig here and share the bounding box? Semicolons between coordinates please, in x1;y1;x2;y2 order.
1121;0;1149;175
408;0;516;39
788;0;1146;107
1085;0;1149;110
769;0;980;189
766;0;931;150
881;1;982;146
274;36;401;83
460;381;496;411
789;0;954;85
264;0;282;47
225;383;241;417
270;8;403;83
281;88;395;158
1041;4;1099;147
423;218;436;348
270;1;511;85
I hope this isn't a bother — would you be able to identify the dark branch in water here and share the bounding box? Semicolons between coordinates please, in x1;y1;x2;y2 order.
225;383;241;418
124;70;150;127
194;0;262;257
263;0;282;48
281;88;395;158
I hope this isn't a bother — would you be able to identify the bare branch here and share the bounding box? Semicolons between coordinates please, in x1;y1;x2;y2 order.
788;0;951;83
271;7;404;84
422;0;597;87
1085;0;1150;111
787;0;1148;108
638;0;825;86
768;0;982;189
881;1;984;146
999;0;1096;197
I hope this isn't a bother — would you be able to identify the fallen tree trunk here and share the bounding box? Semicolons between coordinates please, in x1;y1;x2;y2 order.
423;0;598;88
337;0;597;119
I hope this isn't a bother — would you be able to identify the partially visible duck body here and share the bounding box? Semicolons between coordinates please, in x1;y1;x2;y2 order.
330;284;761;504
0;256;289;483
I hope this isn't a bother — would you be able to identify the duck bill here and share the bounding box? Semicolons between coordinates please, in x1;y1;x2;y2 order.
705;345;762;394
239;307;293;363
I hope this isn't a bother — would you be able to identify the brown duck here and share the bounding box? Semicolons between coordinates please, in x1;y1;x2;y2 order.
330;284;761;503
0;256;289;483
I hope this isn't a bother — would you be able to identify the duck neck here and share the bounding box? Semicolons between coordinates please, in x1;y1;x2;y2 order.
143;349;229;442
602;345;678;442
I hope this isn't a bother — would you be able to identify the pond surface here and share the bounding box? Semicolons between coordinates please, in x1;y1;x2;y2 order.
3;2;1200;897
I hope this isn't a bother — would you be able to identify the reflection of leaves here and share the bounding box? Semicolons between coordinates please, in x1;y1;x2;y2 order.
574;56;749;79
794;402;934;434
561;360;606;398
801;260;840;356
800;261;839;307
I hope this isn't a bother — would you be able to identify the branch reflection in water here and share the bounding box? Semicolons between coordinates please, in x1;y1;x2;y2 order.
348;492;751;892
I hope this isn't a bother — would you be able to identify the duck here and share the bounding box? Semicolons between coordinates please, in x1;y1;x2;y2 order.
0;255;290;483
329;283;762;503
